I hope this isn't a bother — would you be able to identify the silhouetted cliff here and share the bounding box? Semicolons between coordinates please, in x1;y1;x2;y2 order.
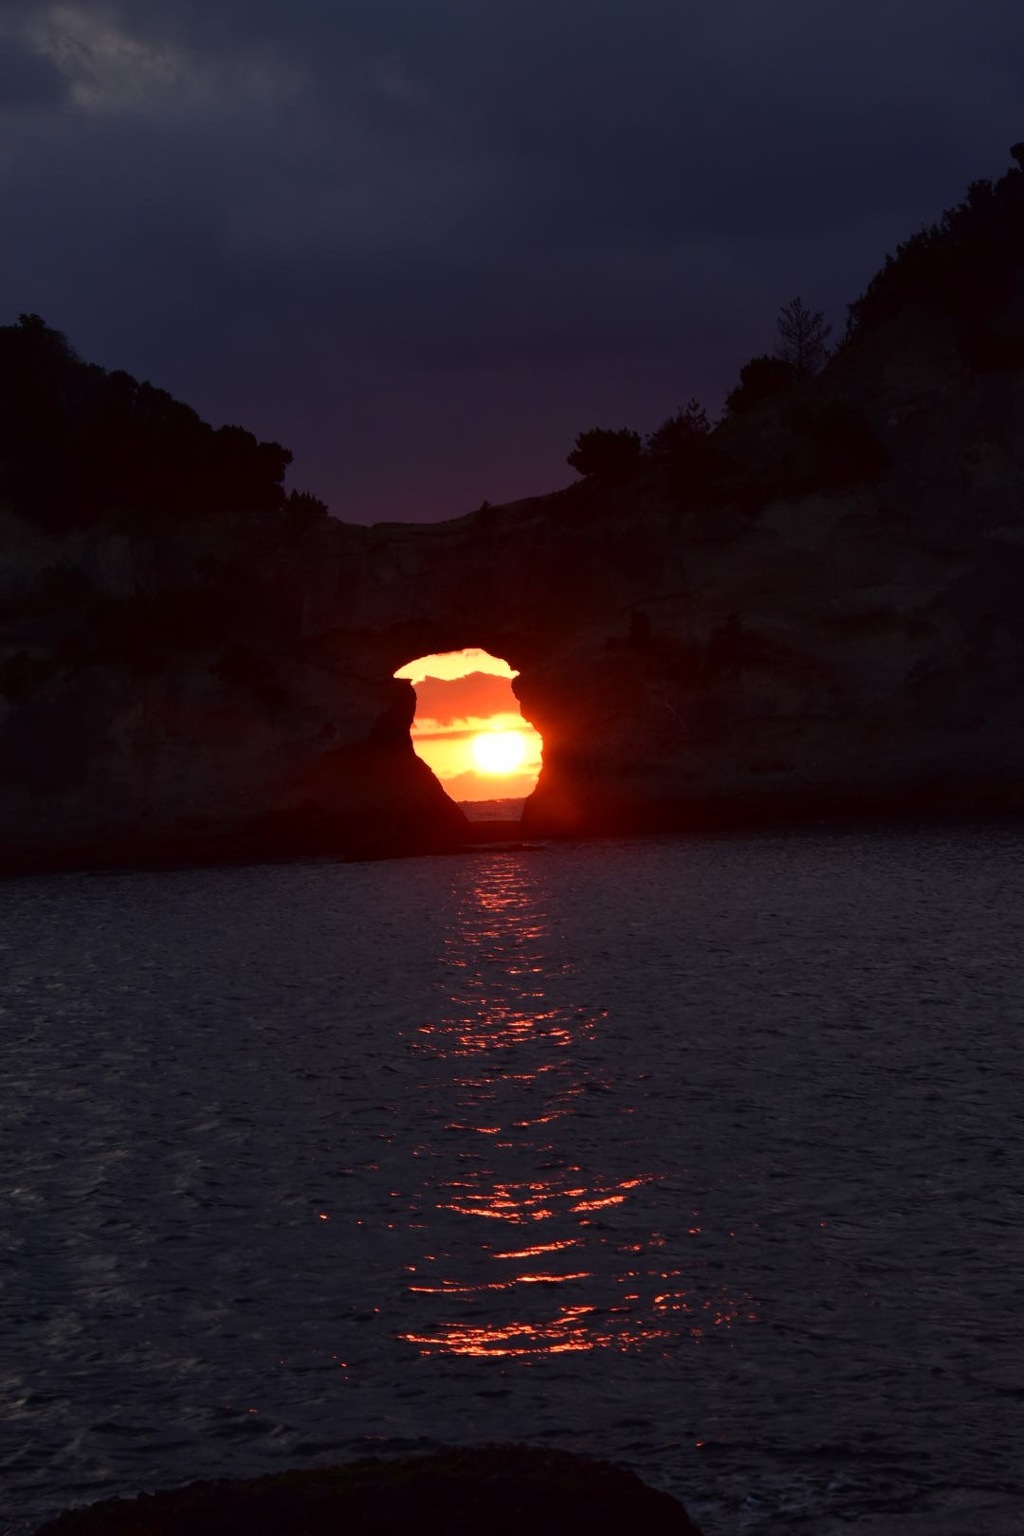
4;150;1024;871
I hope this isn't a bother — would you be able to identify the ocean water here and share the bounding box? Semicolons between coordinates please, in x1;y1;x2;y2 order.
2;829;1023;1535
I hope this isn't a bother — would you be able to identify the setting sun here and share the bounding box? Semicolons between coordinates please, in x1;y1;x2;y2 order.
471;730;528;776
394;648;543;803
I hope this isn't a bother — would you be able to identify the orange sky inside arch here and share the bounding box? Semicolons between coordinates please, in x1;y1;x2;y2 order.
394;648;543;801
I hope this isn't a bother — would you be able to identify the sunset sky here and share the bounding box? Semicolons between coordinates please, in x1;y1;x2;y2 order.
396;649;542;801
2;4;1021;521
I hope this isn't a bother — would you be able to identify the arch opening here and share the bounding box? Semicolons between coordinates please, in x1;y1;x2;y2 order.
394;648;543;820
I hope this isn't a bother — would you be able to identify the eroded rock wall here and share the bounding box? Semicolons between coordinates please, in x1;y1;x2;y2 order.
4;307;1024;871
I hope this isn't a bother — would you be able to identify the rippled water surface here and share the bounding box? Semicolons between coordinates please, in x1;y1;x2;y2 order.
2;829;1023;1534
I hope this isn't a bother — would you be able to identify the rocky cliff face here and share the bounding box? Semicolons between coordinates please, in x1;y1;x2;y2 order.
524;309;1024;837
4;296;1024;871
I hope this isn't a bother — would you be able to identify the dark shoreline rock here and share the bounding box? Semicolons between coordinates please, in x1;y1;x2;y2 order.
29;1445;704;1535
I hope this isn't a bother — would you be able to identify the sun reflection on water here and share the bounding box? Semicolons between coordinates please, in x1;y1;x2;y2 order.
386;857;759;1359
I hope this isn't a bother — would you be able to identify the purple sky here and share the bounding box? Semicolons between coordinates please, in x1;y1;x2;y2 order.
2;2;1021;522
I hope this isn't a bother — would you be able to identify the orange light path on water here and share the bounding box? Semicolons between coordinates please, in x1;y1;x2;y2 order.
402;1306;601;1358
381;855;763;1363
408;1271;593;1295
395;1163;760;1359
399;1288;762;1358
492;1239;583;1260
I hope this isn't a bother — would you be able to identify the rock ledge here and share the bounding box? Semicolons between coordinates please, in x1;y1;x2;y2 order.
30;1444;704;1535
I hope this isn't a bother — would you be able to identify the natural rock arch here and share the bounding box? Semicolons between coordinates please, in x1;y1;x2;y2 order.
7;306;1024;874
394;647;543;811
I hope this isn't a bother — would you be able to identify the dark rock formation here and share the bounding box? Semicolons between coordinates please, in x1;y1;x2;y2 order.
30;1445;703;1535
5;154;1024;871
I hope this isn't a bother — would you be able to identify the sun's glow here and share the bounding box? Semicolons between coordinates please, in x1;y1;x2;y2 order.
471;730;528;776
394;648;542;801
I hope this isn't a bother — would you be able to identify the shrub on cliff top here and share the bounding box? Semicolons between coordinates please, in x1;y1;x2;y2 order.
646;400;726;506
646;399;712;459
724;354;797;415
846;146;1024;343
0;314;307;532
567;427;644;484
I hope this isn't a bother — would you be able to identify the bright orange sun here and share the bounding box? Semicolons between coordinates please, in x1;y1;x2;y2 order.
471;730;528;775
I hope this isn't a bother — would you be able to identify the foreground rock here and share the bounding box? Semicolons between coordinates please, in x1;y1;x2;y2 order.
31;1445;703;1535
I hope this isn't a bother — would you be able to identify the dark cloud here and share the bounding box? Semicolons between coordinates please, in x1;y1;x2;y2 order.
1;2;1022;518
